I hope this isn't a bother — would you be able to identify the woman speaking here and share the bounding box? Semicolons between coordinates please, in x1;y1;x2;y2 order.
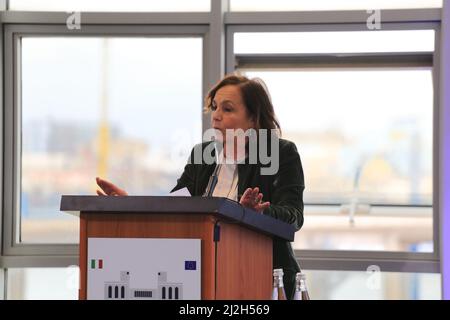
96;74;305;299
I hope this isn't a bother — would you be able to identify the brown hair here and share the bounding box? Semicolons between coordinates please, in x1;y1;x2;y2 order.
205;74;281;136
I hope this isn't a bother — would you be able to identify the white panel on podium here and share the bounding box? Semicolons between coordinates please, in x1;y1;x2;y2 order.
87;238;201;300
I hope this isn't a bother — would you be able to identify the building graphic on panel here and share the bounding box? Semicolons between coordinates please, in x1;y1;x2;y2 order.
104;271;183;300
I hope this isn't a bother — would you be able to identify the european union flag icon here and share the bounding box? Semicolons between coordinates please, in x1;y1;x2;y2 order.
185;260;196;270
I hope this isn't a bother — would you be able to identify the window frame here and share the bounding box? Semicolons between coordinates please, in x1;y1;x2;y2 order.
226;20;441;273
440;2;450;300
2;22;210;260
0;0;5;285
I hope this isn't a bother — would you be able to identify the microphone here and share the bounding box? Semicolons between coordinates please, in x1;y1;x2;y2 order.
203;139;222;197
203;162;221;197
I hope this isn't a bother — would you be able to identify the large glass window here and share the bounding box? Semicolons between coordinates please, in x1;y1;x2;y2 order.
9;0;211;12
5;268;440;300
235;30;434;252
230;0;443;11
6;268;79;300
302;269;441;300
234;30;435;54
21;37;203;243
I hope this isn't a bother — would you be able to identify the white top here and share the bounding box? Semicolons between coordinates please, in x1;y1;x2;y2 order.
212;163;238;201
212;148;244;201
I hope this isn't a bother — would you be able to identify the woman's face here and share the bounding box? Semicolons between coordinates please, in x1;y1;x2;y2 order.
210;85;255;141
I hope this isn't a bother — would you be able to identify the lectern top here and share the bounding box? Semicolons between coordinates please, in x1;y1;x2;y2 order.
60;195;296;241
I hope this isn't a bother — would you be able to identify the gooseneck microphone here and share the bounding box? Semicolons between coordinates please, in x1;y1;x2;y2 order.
203;162;221;197
203;139;222;197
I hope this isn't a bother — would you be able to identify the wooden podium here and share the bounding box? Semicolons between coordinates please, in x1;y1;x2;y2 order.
60;195;295;300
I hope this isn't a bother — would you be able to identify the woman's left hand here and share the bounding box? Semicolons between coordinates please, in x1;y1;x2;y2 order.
240;187;270;213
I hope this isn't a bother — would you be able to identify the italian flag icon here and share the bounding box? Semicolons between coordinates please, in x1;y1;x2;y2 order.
90;259;103;269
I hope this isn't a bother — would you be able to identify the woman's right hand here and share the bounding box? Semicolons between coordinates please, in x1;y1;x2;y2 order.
96;177;128;196
239;187;270;213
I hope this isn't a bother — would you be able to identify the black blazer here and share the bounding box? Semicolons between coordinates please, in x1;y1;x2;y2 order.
171;137;305;298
